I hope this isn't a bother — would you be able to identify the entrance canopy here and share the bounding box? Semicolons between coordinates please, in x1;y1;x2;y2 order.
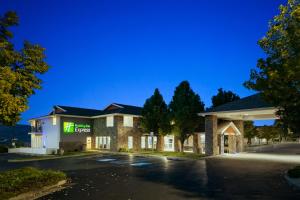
199;93;278;120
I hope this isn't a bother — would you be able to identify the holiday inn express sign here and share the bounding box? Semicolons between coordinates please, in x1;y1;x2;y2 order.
63;122;91;134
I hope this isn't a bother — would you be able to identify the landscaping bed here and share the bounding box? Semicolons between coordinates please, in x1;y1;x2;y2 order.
288;166;300;178
0;167;66;199
8;151;100;162
116;149;206;160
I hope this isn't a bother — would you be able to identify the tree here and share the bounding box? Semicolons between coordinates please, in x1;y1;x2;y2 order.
141;88;171;150
244;0;300;135
257;126;280;144
169;81;205;152
0;11;49;125
244;121;258;145
211;88;240;108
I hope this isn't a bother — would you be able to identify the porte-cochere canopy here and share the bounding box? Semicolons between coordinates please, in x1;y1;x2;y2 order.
199;93;278;121
199;93;278;156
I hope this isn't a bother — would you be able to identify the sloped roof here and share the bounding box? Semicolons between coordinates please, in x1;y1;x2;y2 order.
206;93;274;113
217;122;241;135
49;103;142;117
101;103;142;115
52;106;103;117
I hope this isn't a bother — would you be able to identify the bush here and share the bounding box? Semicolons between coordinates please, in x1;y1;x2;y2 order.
0;145;8;153
288;166;300;178
0;167;66;199
118;148;128;152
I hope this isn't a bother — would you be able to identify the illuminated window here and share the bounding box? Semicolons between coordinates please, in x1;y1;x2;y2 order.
128;136;133;149
141;136;146;149
106;116;114;127
52;116;57;125
123;116;133;127
95;136;111;149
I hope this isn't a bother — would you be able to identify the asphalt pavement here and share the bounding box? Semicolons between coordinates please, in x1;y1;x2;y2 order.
0;147;300;199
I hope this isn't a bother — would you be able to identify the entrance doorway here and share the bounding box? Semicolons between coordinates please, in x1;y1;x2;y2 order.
86;137;92;150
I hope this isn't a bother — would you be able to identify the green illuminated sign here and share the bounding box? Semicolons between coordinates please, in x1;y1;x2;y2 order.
63;122;91;134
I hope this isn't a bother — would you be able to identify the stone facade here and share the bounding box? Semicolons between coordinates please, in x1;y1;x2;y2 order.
60;116;93;152
93;115;142;151
205;115;218;156
233;120;244;152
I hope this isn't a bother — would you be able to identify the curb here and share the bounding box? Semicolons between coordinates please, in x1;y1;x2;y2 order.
8;152;101;163
98;151;207;161
9;179;67;200
284;172;300;190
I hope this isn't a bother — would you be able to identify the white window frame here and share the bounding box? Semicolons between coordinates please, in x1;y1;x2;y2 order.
106;116;114;127
141;136;146;149
52;116;57;125
123;116;133;127
128;136;133;149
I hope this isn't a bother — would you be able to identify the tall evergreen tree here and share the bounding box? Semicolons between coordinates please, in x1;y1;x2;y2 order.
244;0;300;135
169;81;205;152
0;11;50;125
211;88;240;108
141;89;170;150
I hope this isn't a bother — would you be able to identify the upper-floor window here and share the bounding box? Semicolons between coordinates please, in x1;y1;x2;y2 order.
52;116;57;125
106;116;114;127
123;116;133;127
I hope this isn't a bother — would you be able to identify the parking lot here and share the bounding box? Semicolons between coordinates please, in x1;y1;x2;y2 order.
1;151;300;200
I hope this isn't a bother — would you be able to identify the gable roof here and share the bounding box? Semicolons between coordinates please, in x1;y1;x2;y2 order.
218;122;241;135
206;93;274;113
51;105;103;117
48;103;142;118
101;103;142;116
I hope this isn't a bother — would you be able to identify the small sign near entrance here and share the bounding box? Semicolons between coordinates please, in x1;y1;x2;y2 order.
63;122;91;134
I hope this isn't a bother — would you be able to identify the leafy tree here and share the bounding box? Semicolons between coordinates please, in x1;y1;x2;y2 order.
257;125;280;144
169;81;205;152
244;121;258;145
244;0;300;135
211;88;240;108
274;119;289;141
0;11;49;125
141;88;171;150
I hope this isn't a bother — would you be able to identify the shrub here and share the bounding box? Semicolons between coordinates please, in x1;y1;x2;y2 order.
0;167;66;199
288;166;300;178
118;148;128;152
0;145;8;153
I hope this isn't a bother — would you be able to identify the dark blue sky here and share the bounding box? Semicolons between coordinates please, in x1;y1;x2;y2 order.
1;0;285;124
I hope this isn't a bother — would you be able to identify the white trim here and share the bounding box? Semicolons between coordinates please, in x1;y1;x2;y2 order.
29;113;141;122
198;107;276;116
219;122;241;135
55;106;67;112
92;113;141;118
103;103;124;110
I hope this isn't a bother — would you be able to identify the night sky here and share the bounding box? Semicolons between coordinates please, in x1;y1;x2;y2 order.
1;0;285;124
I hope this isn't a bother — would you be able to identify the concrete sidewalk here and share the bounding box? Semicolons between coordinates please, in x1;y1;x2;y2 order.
219;152;300;164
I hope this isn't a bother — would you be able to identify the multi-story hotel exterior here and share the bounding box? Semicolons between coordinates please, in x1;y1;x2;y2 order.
11;103;205;154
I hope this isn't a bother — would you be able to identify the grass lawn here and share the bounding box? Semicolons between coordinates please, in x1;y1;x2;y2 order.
0;167;66;199
135;150;206;159
8;151;99;162
288;166;300;178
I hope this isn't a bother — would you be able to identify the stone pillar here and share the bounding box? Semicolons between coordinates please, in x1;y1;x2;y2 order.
193;134;199;153
233;120;244;152
228;135;237;153
205;115;218;156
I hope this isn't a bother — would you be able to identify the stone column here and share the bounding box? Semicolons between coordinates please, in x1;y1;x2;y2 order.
228;135;237;153
233;120;244;152
193;134;199;153
205;115;218;156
